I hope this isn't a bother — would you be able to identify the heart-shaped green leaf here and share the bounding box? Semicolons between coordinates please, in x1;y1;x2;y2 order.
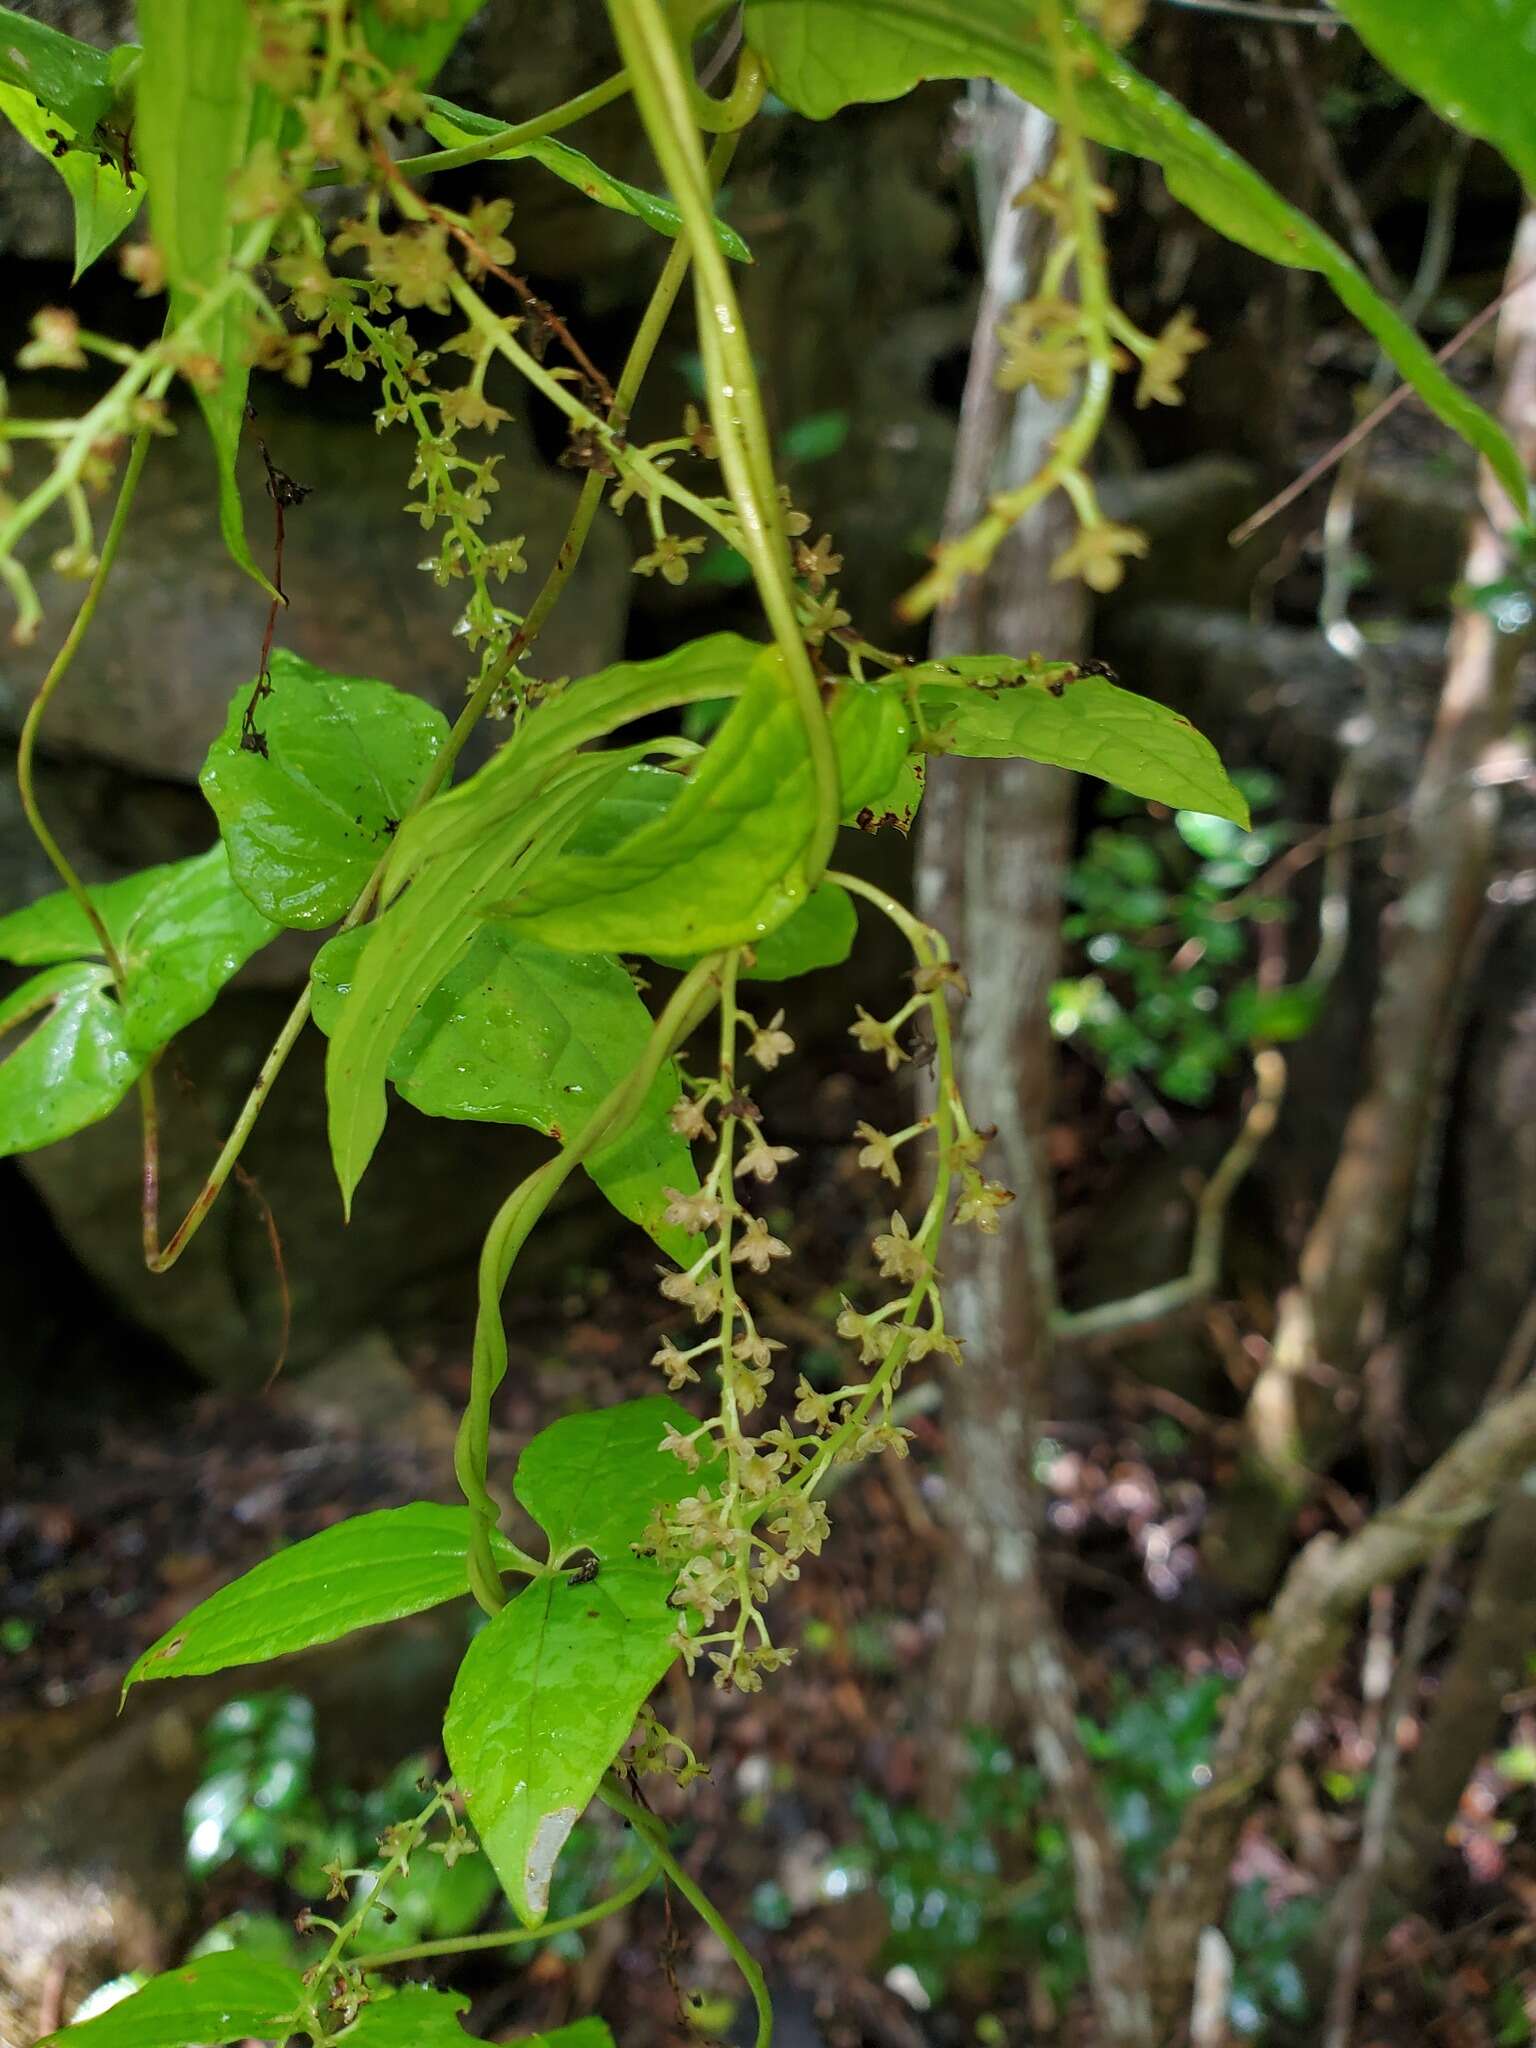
359;0;485;85
0;80;143;279
0;4;118;133
311;923;702;1261
37;1953;303;2048
334;1989;495;2048
0;961;138;1156
514;1395;717;1565
0;850;279;1157
913;659;1248;825
444;1397;717;1926
122;1504;529;1695
425;96;752;260
201;653;450;929
444;1566;680;1927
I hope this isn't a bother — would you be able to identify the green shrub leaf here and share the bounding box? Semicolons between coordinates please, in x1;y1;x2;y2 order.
444;1398;717;1924
311;923;702;1260
742;0;1526;511
324;754;640;1214
913;658;1248;825
359;1;486;86
425;96;752;260
444;1567;680;1927
200;652;450;930
0;962;138;1156
0;80;143;279
335;1989;495;2048
36;1953;303;2048
657;882;858;980
135;0;283;593
0;4;117;134
0;850;278;1157
122;1504;528;1694
1331;1;1536;194
514;1395;719;1564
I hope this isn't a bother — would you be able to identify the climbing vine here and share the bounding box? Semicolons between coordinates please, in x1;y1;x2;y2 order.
0;2;1526;2045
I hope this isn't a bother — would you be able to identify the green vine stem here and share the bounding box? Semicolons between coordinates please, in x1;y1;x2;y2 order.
458;955;728;1615
599;1777;774;2048
131;123;743;1278
310;71;633;188
601;0;843;881
345;1852;661;1973
14;425;153;989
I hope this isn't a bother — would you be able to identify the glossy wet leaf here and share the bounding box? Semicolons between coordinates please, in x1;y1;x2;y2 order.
496;655;912;957
335;1988;496;2048
425;96;752;260
122;1504;529;1694
657;882;857;980
0;5;117;134
912;659;1248;825
200;652;450;930
743;0;1525;511
311;923;701;1261
360;0;486;86
850;753;926;836
388;636;767;886
445;1567;680;1927
514;1396;718;1564
325;755;637;1214
36;1952;303;2048
1331;1;1536;194
135;0;282;592
0;81;143;279
0;962;136;1156
0;851;278;1157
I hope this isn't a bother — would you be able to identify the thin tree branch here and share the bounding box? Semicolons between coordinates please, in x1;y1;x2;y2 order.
1143;1366;1536;2030
1053;1050;1286;1345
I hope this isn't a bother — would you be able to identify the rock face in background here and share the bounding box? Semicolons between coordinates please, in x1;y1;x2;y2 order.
0;389;627;784
2;2;1530;1426
0;0;974;1398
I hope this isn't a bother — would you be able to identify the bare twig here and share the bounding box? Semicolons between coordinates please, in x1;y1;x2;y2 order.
1053;1050;1286;1345
1230;264;1536;547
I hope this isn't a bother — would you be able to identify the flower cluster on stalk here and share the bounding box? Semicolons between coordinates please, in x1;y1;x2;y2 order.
641;934;1012;1693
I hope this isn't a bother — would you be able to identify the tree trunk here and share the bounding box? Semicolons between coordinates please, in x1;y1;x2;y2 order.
1205;207;1536;1595
916;86;1153;2048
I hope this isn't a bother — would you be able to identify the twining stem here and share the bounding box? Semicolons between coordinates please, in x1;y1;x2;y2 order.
599;1777;774;2048
309;71;633;188
457;957;727;1615
602;0;843;881
345;1853;661;1971
132;125;742;1275
14;427;153;988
